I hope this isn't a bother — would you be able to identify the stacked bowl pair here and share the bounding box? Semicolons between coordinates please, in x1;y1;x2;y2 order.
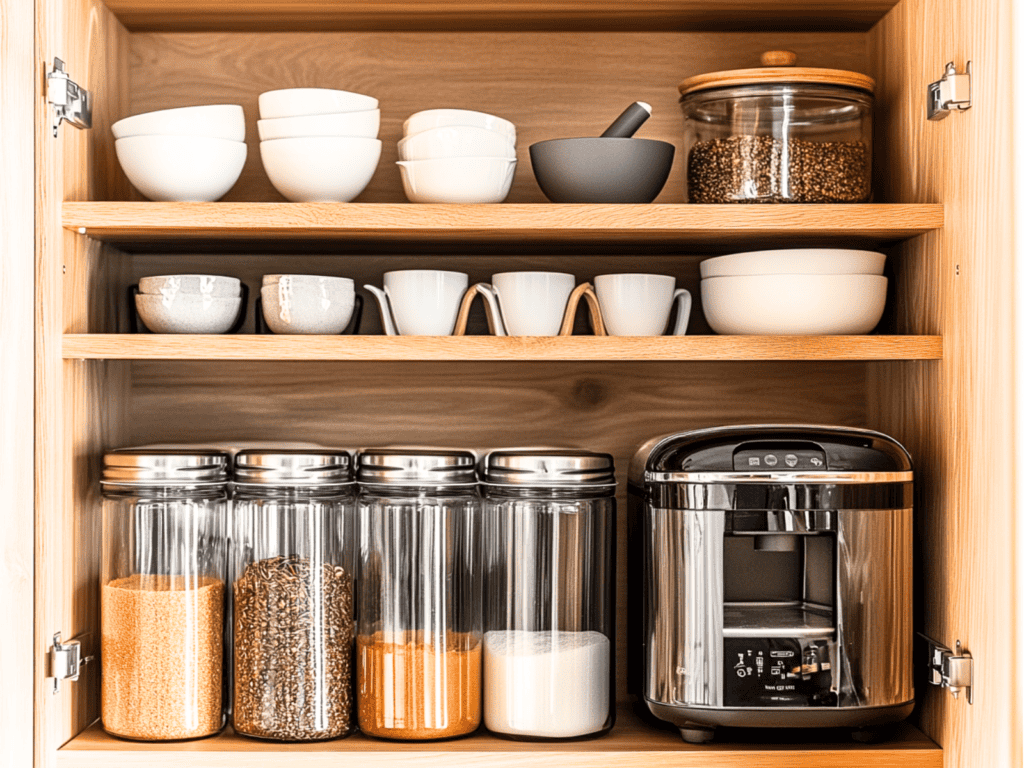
112;105;247;201
258;88;382;202
135;275;245;334
397;109;517;203
699;249;889;335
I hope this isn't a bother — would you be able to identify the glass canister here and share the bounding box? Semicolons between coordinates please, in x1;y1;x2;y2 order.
100;449;229;741
231;450;358;742
679;51;874;203
481;450;616;740
357;449;482;741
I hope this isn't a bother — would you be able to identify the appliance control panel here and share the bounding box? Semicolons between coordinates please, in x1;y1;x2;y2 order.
733;445;827;471
723;638;836;707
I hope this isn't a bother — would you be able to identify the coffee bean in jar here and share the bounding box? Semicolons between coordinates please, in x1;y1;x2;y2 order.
679;51;874;204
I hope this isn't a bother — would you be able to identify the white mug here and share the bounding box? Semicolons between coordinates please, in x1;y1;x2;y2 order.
593;274;692;336
365;270;469;336
477;272;576;336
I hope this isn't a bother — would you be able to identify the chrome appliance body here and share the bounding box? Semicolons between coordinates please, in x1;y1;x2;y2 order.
628;426;913;741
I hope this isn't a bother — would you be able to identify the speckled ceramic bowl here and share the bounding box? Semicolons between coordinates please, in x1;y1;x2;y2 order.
260;277;356;334
139;274;242;298
135;293;243;334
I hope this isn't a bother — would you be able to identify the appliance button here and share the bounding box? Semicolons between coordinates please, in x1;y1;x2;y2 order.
748;457;761;466
785;454;799;467
764;455;779;467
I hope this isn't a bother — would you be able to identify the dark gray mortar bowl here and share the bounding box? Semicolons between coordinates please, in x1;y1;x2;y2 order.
529;137;675;203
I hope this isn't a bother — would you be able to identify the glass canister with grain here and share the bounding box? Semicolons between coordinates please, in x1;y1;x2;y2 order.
679;50;874;204
100;449;230;741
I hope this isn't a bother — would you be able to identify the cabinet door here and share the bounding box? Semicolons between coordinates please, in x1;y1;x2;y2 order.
35;0;130;765
869;0;1020;766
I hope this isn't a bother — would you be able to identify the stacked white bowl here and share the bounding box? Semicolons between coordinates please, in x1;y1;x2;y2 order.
258;88;382;202
699;249;889;335
398;109;517;203
135;274;244;334
112;105;247;202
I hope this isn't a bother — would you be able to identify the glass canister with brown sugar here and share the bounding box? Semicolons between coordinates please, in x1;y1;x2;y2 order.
679;50;874;204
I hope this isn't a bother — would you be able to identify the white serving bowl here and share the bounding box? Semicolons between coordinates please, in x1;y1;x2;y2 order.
111;104;246;142
260;278;356;335
397;157;516;203
700;249;887;279
398;125;516;161
258;88;379;119
260;137;382;202
403;109;516;141
701;274;888;335
135;293;243;334
256;109;380;141
115;135;247;202
139;274;242;298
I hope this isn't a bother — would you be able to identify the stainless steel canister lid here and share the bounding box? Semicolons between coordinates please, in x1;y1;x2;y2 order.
234;449;353;485
101;449;230;485
357;449;477;485
483;450;616;486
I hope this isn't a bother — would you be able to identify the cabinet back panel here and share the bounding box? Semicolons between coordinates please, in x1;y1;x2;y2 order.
121;31;866;203
127;358;869;698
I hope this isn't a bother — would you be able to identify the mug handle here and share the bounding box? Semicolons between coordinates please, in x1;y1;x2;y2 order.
558;282;593;336
669;288;692;336
582;285;607;336
452;285;480;336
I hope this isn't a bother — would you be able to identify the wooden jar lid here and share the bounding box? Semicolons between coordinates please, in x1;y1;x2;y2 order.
678;50;875;97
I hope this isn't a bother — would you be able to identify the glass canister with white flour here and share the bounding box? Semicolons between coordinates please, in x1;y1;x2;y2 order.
481;450;616;740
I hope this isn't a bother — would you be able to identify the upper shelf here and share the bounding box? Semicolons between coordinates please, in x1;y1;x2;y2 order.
63;203;944;253
100;0;901;32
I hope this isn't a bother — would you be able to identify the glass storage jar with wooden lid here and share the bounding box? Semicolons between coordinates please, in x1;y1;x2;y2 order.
679;50;874;204
100;449;230;741
356;449;482;741
231;449;358;742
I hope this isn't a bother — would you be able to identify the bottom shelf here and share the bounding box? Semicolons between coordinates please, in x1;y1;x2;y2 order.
59;705;941;768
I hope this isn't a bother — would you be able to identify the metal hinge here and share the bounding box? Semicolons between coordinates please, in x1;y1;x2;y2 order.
928;61;972;120
46;58;92;138
48;632;93;694
920;633;973;703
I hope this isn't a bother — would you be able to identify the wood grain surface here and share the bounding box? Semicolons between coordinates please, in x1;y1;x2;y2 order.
0;0;38;764
63;203;945;249
121;31;866;204
868;0;1019;766
103;0;900;33
58;716;939;767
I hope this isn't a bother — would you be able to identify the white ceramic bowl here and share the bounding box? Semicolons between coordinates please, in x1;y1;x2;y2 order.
111;104;246;142
262;274;351;287
398;125;516;161
403;109;516;141
135;293;243;334
397;157;516;203
260;137;382;202
258;88;379;119
139;274;242;298
260;278;356;335
115;135;247;202
701;274;888;335
257;110;380;141
700;249;887;279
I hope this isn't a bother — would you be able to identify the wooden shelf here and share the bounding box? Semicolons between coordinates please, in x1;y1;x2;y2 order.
101;0;901;33
63;203;944;252
58;711;940;768
61;335;943;361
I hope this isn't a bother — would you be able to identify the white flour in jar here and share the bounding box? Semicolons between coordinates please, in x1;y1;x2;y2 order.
483;630;610;738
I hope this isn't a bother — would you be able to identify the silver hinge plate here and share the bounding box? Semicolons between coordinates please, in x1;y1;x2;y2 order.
46;58;92;138
928;61;972;121
49;632;93;694
920;633;973;703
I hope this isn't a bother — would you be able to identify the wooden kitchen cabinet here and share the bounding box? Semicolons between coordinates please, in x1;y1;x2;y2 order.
2;0;1016;766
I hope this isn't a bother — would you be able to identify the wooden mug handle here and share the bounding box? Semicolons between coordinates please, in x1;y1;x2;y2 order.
558;282;591;336
582;285;607;336
452;284;480;336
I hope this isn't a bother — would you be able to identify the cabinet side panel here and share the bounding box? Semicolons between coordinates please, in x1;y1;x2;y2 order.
868;0;1018;766
35;0;132;762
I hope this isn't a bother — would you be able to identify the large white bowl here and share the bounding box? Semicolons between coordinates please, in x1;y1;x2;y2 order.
135;293;243;334
115;135;247;202
260;279;356;335
260;137;382;202
257;110;380;141
139;274;241;298
403;109;516;141
397;157;516;203
258;88;379;119
398;125;516;161
111;104;246;142
701;274;888;335
700;249;887;279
